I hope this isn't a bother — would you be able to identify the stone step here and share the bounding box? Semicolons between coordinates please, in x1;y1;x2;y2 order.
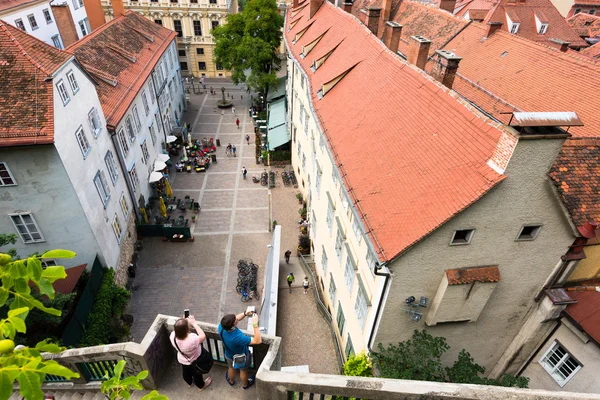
9;392;21;400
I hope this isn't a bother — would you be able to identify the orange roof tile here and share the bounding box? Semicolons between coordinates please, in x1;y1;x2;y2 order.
580;40;600;57
67;11;176;127
0;21;71;147
446;265;501;284
459;0;588;47
549;138;600;226
0;0;46;12
442;23;600;137
286;1;513;261
567;12;600;38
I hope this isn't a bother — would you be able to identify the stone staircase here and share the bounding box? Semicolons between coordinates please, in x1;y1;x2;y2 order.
9;392;147;400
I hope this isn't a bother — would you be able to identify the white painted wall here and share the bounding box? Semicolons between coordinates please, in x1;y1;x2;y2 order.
53;58;134;268
63;0;90;38
113;39;184;208
0;0;63;47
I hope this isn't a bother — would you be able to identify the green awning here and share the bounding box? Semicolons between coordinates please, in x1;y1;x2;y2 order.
267;76;287;102
268;98;289;150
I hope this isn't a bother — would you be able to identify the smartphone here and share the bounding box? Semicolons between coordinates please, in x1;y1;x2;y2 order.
184;309;190;318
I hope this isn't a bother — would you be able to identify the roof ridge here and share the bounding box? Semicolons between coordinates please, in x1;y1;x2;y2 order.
0;20;66;76
66;11;130;52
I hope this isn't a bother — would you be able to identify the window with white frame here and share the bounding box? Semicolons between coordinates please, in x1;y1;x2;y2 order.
0;163;16;186
326;194;334;233
133;106;142;133
328;274;336;304
56;80;70;105
345;334;355;359
300;74;305;88
66;70;79;94
117;128;129;156
299;105;304;125
539;342;581;387
79;19;89;36
112;214;123;243
297;142;302;161
104;151;118;184
126;116;136;142
88;108;102;137
341;191;349;214
311;210;317;241
321;247;328;274
319;131;325;152
154;114;162;134
142;91;150;115
10;213;44;243
43;9;52;24
149;84;155;104
510;22;520;33
366;249;377;277
75;126;91;158
72;0;80;9
335;224;345;260
15;19;25;31
302;153;306;170
304;114;309;135
51;35;62;49
140;140;150;164
538;23;548;34
344;245;356;293
316;163;322;196
93;170;111;206
332;168;338;187
120;193;129;219
355;277;370;330
128;163;140;191
27;14;38;30
149;123;157;145
336;304;345;336
352;214;362;244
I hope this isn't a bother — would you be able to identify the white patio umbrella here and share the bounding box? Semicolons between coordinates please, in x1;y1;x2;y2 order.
148;171;163;183
153;161;167;171
156;154;170;162
188;131;193;146
166;135;177;143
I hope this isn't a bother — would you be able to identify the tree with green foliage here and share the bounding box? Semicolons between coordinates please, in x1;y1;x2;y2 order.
343;352;373;377
0;250;167;400
371;330;529;388
212;0;284;108
0;234;17;259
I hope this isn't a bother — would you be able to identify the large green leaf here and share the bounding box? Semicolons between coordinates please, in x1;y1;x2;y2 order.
0;370;14;400
26;258;43;282
40;250;76;259
10;292;61;316
8;317;26;333
41;267;67;283
4;261;26;279
141;391;169;400
1;277;14;291
35;341;64;354
17;370;43;400
0;288;9;308
34;279;54;298
113;360;125;380
40;362;79;378
14;278;30;295
136;370;148;380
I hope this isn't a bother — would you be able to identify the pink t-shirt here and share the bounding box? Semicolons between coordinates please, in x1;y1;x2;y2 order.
170;331;201;365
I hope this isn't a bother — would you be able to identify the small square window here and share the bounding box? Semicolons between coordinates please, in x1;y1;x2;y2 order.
517;225;542;241
178;49;186;57
451;229;474;245
27;14;38;30
198;61;206;70
154;19;162;25
181;62;188;70
196;48;204;55
43;9;53;24
15;19;26;31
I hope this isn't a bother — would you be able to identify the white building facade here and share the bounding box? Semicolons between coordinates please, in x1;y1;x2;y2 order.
0;0;64;48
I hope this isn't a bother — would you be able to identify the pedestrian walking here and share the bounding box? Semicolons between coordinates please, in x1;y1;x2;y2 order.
236;118;240;129
286;272;294;293
210;87;214;95
226;143;232;156
245;134;250;145
170;315;212;392
232;145;237;157
219;311;262;390
232;106;236;114
284;250;291;264
303;277;310;295
242;167;247;180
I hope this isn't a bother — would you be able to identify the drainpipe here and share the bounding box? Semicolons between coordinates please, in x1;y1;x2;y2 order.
107;124;141;220
367;262;391;352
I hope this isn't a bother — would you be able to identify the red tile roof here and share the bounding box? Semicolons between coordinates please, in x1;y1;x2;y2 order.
549;138;600;226
567;12;600;38
0;0;46;12
286;1;515;261
351;0;470;56
0;21;71;147
457;0;588;48
66;11;176;127
580;40;600;57
442;23;600;138
565;291;600;344
446;265;501;285
53;263;86;295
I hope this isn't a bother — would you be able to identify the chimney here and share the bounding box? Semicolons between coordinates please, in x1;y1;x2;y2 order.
407;35;431;69
343;1;353;13
292;0;299;8
486;22;503;37
82;0;105;30
550;38;571;52
438;0;456;13
382;0;392;20
365;7;381;35
430;50;462;89
111;0;125;18
383;21;402;53
309;0;324;18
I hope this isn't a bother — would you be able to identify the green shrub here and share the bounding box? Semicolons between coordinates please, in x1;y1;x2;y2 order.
343;352;373;377
270;150;291;161
80;269;130;346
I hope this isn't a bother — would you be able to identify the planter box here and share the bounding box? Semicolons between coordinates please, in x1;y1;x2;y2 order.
297;248;310;256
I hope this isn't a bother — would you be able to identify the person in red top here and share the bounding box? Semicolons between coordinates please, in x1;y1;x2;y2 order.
236;118;240;129
170;315;212;391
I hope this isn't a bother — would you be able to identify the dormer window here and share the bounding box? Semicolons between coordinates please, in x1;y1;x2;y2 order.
510;23;520;33
538;23;548;34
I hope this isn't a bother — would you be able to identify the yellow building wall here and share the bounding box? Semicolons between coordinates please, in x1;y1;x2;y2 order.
567;244;600;282
101;0;234;78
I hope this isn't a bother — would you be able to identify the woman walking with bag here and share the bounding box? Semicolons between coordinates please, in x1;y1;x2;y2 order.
171;315;213;392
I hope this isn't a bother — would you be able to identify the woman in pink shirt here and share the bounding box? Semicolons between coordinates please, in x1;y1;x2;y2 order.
170;315;212;391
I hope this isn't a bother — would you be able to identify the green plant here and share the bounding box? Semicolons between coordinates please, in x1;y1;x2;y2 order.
343;352;373;377
372;330;529;387
101;360;167;400
296;193;304;201
270;150;291;161
0;233;18;259
298;207;307;219
298;234;310;249
80;269;131;346
273;220;278;228
261;150;269;160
